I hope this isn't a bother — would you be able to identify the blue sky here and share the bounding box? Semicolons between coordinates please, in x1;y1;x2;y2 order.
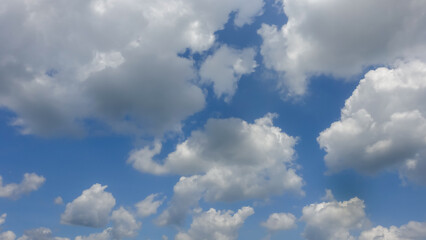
1;0;426;240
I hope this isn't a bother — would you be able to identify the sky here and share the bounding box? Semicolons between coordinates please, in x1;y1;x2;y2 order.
1;0;426;239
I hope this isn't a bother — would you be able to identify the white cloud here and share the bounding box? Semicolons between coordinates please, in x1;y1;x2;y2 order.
61;184;116;228
301;196;367;240
0;214;6;226
317;61;426;184
75;207;141;240
129;114;303;225
261;213;296;231
135;194;164;218
175;207;254;240
17;228;69;240
54;196;64;205
258;0;426;96
359;221;426;240
0;0;264;137
200;45;257;101
0;231;16;240
0;173;45;199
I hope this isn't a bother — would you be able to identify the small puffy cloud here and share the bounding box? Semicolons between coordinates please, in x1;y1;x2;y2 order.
318;61;426;184
261;213;296;231
0;0;264;137
175;207;254;240
258;0;426;96
0;173;45;199
75;207;141;240
359;221;426;240
16;227;69;240
301;195;367;240
0;213;6;225
135;194;164;218
200;45;257;101
0;231;16;240
54;197;64;205
61;184;116;228
129;114;303;225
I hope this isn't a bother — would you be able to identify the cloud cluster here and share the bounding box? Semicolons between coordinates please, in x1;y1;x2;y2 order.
0;173;45;199
301;196;367;240
17;228;69;240
129;114;303;225
175;207;254;240
258;0;426;95
61;184;116;228
318;61;426;183
359;221;426;240
200;45;257;101
0;0;263;136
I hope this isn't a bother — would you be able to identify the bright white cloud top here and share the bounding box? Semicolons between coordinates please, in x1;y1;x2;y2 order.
0;173;45;199
318;61;426;183
61;184;116;228
175;207;254;240
258;0;426;96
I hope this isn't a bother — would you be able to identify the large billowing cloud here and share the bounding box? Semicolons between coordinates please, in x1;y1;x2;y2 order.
301;196;367;240
175;207;254;240
318;61;426;184
0;0;264;136
200;45;257;101
61;184;116;228
258;0;426;96
128;114;304;225
0;173;45;199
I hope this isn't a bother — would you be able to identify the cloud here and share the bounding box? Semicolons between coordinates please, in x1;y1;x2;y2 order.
75;207;141;240
359;221;426;240
0;231;16;240
261;213;296;231
0;173;45;199
0;0;264;137
200;45;257;101
0;214;6;226
258;0;426;96
135;194;164;218
301;195;368;240
54;196;64;205
129;113;303;225
16;228;69;240
175;207;254;240
317;61;426;184
61;184;116;228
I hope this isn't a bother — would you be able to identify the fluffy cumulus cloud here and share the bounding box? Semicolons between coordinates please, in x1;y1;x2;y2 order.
261;212;296;231
258;0;426;96
318;61;426;183
16;228;69;240
175;207;254;240
75;207;141;240
0;173;45;199
200;45;257;101
135;194;164;218
301;196;367;240
61;184;116;228
0;0;264;137
128;114;303;225
359;221;426;240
